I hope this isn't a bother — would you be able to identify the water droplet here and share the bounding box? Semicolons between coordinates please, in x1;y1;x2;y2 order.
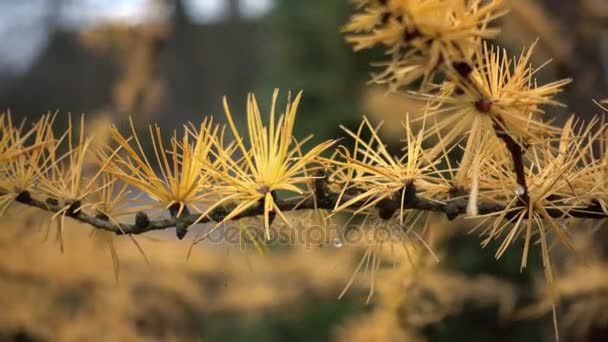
332;239;343;248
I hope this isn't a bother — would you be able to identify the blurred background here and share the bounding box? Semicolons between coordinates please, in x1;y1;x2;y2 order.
0;0;375;142
1;0;608;341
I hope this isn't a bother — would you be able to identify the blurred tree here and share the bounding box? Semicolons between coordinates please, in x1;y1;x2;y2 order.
256;0;376;143
158;0;264;130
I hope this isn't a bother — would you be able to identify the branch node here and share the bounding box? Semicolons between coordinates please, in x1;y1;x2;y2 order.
257;185;270;195
475;98;492;113
377;198;399;220
403;181;417;209
313;169;329;200
135;211;151;229
210;207;228;222
66;201;82;216
404;27;421;42
169;203;191;240
453;61;473;78
15;191;31;203
376;182;417;220
445;203;460;220
175;222;188;240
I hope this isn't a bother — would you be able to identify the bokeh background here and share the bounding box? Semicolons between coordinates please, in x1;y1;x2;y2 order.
1;0;608;341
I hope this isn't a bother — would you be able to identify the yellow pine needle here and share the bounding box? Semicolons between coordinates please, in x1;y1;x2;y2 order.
104;117;217;215
189;89;336;247
35;115;101;252
0;113;46;163
476;116;600;283
88;173;150;266
330;119;383;210
475;120;594;341
344;0;507;89
0;114;55;212
332;115;447;222
37;115;98;201
418;41;570;149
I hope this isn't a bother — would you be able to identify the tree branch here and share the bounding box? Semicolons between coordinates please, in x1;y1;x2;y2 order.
9;187;606;237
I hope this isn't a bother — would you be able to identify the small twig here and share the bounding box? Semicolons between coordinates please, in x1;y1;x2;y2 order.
450;60;530;203
493;120;530;203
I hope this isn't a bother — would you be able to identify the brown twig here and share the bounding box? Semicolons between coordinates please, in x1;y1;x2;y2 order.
493;119;530;203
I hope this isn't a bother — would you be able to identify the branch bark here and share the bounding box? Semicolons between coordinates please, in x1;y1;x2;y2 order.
493;119;530;203
9;188;606;237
